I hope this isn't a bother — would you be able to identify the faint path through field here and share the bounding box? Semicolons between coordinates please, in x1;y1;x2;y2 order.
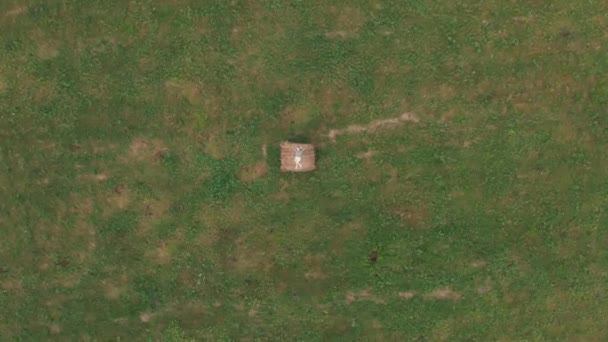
327;112;419;142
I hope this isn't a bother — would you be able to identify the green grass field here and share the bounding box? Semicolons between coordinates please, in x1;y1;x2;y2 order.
1;0;608;340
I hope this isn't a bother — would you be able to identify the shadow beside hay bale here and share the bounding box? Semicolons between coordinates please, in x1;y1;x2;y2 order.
286;134;311;144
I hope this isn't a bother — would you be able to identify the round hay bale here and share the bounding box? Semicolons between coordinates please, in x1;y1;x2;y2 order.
280;141;316;172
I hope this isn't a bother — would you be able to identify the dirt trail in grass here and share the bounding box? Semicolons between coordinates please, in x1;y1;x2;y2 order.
3;6;27;19
343;286;465;305
328;112;419;142
424;287;462;301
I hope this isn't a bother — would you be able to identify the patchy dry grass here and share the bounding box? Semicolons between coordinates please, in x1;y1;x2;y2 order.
239;162;268;183
1;0;607;340
229;236;275;273
128;138;168;163
164;80;203;105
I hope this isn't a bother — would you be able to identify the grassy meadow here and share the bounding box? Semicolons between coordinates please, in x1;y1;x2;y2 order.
1;0;608;340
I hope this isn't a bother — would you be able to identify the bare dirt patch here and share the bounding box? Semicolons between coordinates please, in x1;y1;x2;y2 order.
129;139;150;159
56;272;81;288
111;188;130;209
103;186;131;216
438;84;457;100
80;173;108;182
325;6;366;40
203;133;228;159
440;109;459;123
4;5;27;19
345;291;356;304
229;236;275;273
503;289;532;306
128;138;167;162
345;289;385;304
271;179;290;201
477;284;492;294
339;221;365;239
194;226;219;253
194;16;211;37
328;112;419;142
138;56;157;72
325;31;349;39
556;117;577;144
36;42;59;60
512;15;534;23
398;291;416;299
248;303;260;317
0;279;22;292
588;263;608;277
49;323;62;335
239;162;268;183
356;150;377;159
102;276;128;300
399;112;419;123
112;317;129;325
424;287;462;301
371;319;383;329
139;312;154;323
393;206;429;228
337;7;365;32
303;254;326;281
146;241;171;265
462;138;481;148
12;72;57;103
261;144;267;159
95;173;108;181
165;79;202;105
470;260;487;268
